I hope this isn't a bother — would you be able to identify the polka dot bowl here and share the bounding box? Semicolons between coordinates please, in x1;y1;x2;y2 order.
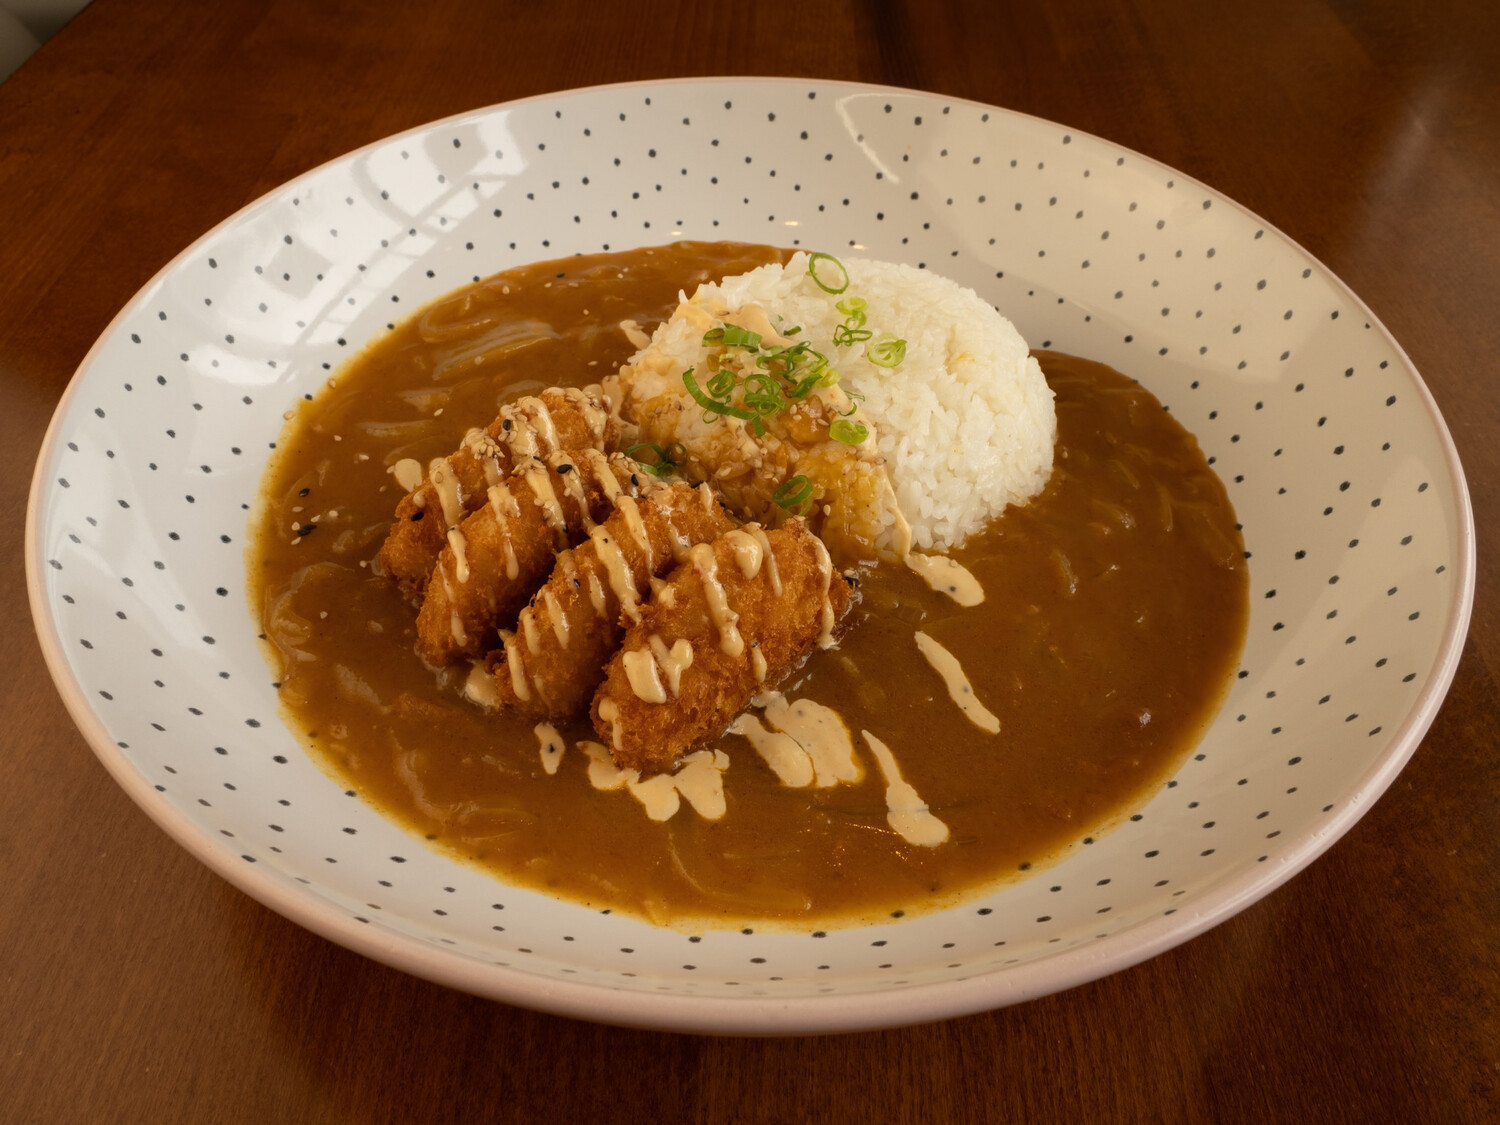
26;79;1473;1035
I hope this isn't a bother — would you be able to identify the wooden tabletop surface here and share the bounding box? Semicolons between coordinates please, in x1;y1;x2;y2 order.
3;0;1496;1120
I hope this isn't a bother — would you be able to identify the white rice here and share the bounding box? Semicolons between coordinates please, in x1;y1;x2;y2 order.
687;253;1056;551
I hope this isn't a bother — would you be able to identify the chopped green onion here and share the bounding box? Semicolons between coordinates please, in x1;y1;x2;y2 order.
706;366;738;399
622;442;681;477
786;371;824;399
867;334;907;368
742;374;786;417
835;296;867;321
807;252;850;295
772;474;814;513
829;418;869;445
682;366;764;435
703;324;762;350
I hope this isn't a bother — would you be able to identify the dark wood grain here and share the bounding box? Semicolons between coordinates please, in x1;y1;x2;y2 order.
3;0;1496;1120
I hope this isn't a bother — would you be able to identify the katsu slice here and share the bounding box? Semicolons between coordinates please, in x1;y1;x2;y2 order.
592;519;857;774
488;481;739;719
414;450;658;667
377;385;615;597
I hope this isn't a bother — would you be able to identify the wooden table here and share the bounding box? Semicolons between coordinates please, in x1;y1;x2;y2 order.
4;0;1496;1119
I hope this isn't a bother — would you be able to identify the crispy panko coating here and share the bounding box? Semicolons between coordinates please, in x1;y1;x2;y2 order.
486;480;738;717
377;385;615;598
591;519;857;774
487;481;740;718
414;450;659;667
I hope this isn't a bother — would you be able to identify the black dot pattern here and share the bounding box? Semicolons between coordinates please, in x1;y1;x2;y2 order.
26;80;1469;1023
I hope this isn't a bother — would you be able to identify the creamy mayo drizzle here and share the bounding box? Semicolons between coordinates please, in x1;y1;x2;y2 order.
907;553;984;606
588;527;640;623
749;644;768;683
689;542;744;657
885;493;985;606
534;722;565;776
722;528;764;580
591;450;625;503
585;567;608;617
519;607;542;654
809;534;838;649
615;495;653;569
734;692;863;788
622;634;695;703
523;464;568;537
748;524;781;595
579;742;728;822
391;458;424;493
446;527;471;583
462;660;498;708
438;564;467;646
622;648;667;704
427;457;465;528
619;318;652;350
551;455;594;530
650;635;694;695
500;631;531;702
503;396;558;460
672;750;730;819
540;588;568;648
664;513;693;563
596;696;623;752
487;481;521;521
729;712;814;788
861;731;950;847
463;428;504;486
914;631;1002;734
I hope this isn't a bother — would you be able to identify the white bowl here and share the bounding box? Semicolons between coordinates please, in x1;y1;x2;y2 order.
26;78;1473;1035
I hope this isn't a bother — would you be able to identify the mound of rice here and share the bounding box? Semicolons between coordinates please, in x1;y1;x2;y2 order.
609;252;1056;553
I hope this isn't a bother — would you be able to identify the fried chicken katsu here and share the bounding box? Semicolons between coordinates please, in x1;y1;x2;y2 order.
592;519;857;774
485;481;740;719
414;449;657;667
377;385;615;597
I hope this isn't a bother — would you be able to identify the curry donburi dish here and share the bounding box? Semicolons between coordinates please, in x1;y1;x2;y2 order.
253;241;1248;928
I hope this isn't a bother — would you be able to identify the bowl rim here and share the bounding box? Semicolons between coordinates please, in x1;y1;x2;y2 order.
24;75;1477;1035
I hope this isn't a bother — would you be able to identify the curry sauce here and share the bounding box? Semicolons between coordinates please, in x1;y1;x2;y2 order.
251;242;1248;928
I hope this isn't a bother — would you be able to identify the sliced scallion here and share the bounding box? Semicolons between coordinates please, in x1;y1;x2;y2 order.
772;474;814;513
682;366;764;435
622;442;680;477
703;323;762;350
867;334;907;368
807;252;850;294
829;418;869;445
